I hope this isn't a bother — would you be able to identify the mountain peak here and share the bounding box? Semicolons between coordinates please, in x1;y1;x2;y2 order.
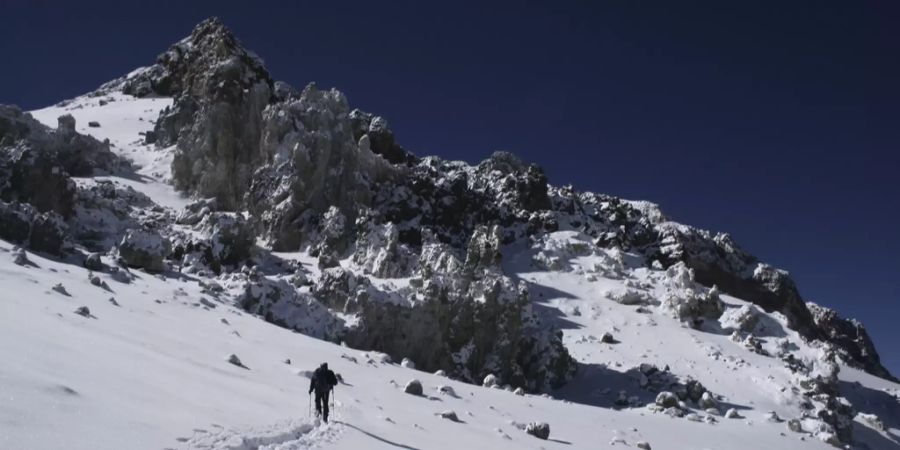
121;17;271;99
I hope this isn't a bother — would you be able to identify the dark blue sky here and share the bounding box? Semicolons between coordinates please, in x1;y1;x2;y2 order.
2;1;898;375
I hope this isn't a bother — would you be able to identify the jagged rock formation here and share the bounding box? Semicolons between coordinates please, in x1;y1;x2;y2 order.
4;17;893;404
807;302;897;382
125;18;892;385
125;18;274;209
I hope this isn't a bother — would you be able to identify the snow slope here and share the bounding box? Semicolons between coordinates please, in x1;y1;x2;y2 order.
2;240;867;450
1;87;897;450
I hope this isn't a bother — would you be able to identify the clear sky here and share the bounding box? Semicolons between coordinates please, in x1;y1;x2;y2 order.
1;0;897;375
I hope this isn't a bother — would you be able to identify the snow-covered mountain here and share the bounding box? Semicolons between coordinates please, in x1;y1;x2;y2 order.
1;18;898;450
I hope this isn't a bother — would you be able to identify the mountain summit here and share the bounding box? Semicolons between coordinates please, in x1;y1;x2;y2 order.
1;18;897;450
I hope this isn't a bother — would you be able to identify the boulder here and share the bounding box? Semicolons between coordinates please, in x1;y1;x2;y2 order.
117;229;170;272
404;379;423;396
525;422;550;440
83;252;104;271
655;391;679;408
698;391;718;409
226;353;246;368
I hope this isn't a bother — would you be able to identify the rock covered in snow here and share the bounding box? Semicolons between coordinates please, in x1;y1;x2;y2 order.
400;358;416;369
525;422;550;440
83;252;104;271
403;379;423;396
698;391;717;409
11;247;28;265
117;229;170;272
238;277;341;340
655;391;679;408
719;304;760;332
660;263;724;325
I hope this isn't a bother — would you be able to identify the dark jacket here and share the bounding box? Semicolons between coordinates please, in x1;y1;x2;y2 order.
309;366;337;394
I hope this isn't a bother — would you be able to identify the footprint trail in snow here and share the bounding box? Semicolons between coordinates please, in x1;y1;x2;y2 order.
183;418;343;450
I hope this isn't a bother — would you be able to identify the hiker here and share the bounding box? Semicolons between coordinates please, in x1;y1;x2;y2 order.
309;362;338;422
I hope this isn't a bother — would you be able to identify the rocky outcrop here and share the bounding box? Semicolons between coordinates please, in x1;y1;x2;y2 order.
349;110;417;165
1;106;125;218
0;201;69;255
137;18;274;209
807;303;897;382
329;233;577;392
248;84;397;250
111;18;894;387
199;213;254;267
238;276;342;340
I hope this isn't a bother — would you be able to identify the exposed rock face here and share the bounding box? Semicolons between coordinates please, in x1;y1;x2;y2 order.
654;223;819;338
807;303;897;382
238;276;342;340
248;84;396;250
199;213;254;267
349;110;417;165
0;201;69;255
140;18;274;209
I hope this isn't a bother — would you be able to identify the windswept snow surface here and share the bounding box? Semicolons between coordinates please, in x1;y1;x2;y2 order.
2;91;898;450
